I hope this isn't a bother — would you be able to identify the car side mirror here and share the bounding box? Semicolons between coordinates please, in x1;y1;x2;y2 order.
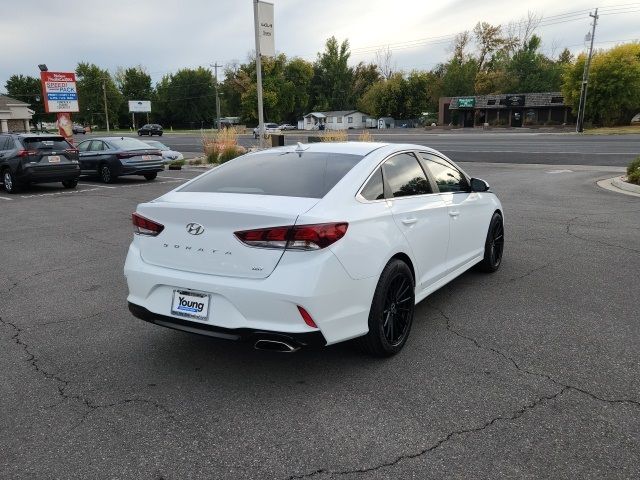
470;177;490;192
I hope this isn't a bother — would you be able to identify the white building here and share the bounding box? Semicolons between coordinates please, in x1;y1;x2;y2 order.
302;110;373;131
0;95;33;133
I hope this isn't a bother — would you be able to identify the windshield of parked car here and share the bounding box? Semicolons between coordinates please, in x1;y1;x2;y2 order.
107;137;156;151
180;151;363;198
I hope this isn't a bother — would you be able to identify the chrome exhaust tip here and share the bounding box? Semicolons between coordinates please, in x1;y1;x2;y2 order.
254;339;300;353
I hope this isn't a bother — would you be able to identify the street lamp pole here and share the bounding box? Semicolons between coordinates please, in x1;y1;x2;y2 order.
211;62;223;130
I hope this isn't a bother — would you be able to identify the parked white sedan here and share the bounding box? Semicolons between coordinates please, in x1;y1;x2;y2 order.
142;140;184;164
124;142;504;356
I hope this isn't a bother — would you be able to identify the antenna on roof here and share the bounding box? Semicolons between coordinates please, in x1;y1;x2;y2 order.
295;142;309;152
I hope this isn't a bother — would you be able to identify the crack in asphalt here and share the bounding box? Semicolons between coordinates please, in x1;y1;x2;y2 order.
565;216;640;255
433;305;640;408
501;262;553;284
285;303;638;479
286;388;568;479
0;315;175;430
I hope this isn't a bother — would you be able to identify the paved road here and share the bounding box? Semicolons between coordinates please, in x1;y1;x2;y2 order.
80;130;640;167
1;162;638;478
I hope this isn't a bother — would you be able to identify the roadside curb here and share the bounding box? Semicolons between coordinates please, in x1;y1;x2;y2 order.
597;176;640;197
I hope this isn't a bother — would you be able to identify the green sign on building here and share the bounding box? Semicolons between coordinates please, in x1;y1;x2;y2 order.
457;97;475;108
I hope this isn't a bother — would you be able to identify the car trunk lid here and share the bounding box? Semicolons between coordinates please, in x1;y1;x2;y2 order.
136;192;319;279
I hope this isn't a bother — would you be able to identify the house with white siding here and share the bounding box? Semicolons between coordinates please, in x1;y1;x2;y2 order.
302;110;373;131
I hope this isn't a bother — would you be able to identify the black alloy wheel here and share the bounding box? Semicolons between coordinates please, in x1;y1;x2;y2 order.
100;164;115;184
477;212;504;273
143;172;157;181
3;169;18;193
354;259;415;357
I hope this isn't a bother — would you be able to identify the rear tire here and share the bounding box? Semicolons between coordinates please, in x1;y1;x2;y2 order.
2;169;19;194
100;163;115;184
354;259;415;357
476;212;504;273
143;172;157;181
62;178;78;189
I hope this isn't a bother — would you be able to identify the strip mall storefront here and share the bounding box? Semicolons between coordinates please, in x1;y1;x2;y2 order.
439;93;574;127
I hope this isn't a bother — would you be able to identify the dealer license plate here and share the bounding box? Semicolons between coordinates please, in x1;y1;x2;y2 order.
142;155;154;160
171;290;210;320
48;156;60;163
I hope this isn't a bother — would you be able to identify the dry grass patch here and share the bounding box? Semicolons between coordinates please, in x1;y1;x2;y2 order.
358;130;374;142
202;127;246;163
320;130;348;142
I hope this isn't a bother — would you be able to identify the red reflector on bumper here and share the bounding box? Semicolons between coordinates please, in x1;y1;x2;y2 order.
297;306;317;329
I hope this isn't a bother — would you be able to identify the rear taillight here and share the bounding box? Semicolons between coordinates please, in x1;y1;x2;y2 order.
65;148;79;154
132;212;164;236
17;149;38;157
234;223;348;251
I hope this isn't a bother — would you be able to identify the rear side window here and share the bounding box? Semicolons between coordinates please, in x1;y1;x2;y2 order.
0;136;10;150
181;151;363;198
90;141;105;151
360;168;384;200
382;153;432;198
77;141;91;152
21;137;72;151
420;153;468;193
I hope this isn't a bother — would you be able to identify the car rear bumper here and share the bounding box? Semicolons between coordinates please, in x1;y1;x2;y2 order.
119;162;164;176
128;302;327;347
124;243;377;345
18;165;80;183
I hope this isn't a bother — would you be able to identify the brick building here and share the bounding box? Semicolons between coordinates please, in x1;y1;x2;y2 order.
439;92;574;127
0;95;33;133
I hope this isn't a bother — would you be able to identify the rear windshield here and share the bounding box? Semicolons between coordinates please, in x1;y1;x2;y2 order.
180;151;363;198
107;138;154;150
21;137;71;150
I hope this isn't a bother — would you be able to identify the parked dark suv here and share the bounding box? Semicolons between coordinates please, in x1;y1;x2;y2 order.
138;124;163;136
0;133;80;193
76;137;164;183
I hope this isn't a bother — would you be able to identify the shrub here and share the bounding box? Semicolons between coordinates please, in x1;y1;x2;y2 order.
219;145;246;163
627;156;640;184
169;159;185;167
321;130;348;142
358;130;374;142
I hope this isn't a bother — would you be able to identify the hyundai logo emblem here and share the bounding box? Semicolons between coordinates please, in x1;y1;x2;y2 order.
186;223;204;235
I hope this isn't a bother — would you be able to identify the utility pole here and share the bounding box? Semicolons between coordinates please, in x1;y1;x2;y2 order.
576;8;598;133
102;79;110;132
212;62;223;130
253;0;265;147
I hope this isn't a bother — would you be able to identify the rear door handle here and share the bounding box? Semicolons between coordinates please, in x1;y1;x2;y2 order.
449;210;460;217
401;217;418;225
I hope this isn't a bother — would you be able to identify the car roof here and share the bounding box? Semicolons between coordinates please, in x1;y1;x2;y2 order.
13;133;64;139
257;141;389;157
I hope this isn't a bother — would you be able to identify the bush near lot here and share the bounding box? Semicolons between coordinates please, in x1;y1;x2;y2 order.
202;127;246;164
320;130;348;142
627;156;640;184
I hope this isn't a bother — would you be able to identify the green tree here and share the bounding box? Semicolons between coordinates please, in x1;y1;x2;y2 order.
115;66;153;127
75;63;123;129
154;67;215;128
4;74;53;127
311;37;354;110
350;63;381;110
563;43;640;126
358;73;407;118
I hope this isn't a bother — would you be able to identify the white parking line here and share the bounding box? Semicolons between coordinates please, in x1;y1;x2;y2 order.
78;183;117;188
0;196;13;201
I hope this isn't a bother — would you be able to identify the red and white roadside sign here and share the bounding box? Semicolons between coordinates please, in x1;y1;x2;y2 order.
40;72;79;113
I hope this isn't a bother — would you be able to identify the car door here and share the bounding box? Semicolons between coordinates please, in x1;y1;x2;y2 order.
419;152;490;272
77;140;93;171
0;136;9;167
382;152;450;290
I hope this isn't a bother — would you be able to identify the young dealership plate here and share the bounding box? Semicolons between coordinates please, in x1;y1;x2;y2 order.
171;290;210;321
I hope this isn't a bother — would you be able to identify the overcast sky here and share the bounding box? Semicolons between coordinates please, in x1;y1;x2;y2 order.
1;0;639;91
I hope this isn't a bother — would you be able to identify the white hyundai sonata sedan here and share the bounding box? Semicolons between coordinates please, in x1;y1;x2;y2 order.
124;142;504;356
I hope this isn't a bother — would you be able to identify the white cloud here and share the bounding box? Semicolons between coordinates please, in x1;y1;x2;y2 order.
1;0;638;90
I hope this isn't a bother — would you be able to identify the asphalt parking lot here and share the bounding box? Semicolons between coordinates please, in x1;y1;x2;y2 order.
1;160;639;478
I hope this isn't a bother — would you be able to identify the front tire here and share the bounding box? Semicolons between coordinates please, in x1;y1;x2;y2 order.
143;172;157;181
62;178;78;189
354;259;415;357
477;212;504;273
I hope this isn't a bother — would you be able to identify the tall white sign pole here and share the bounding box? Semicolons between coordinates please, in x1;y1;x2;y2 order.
253;0;274;148
253;0;265;148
